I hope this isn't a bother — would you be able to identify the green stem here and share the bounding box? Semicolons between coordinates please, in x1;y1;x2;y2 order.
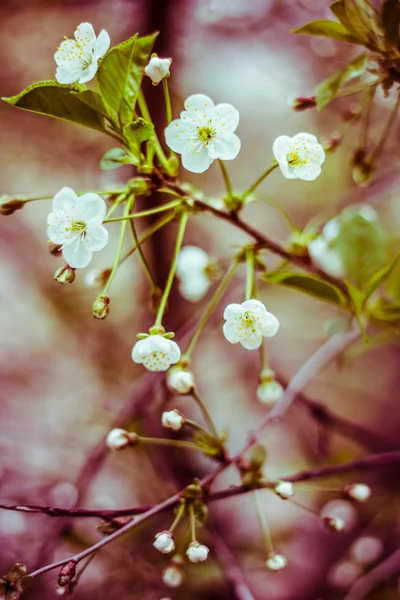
105;194;126;220
191;390;218;438
119;212;175;266
218;160;233;200
189;504;196;542
169;501;186;533
252;491;274;553
153;210;189;327
137;437;200;451
104;200;181;223
138;90;171;173
370;90;400;162
102;196;134;295
162;78;173;125
183;259;240;358
185;419;212;437
359;86;376;150
128;205;157;290
245;248;255;301
243;163;278;198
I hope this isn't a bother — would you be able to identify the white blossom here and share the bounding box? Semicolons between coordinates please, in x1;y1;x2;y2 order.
106;428;130;450
47;187;108;269
273;133;325;181
323;516;346;532
144;54;172;84
154;531;175;554
186;541;209;563
162;565;184;588
162;410;185;431
132;335;181;372
223;299;279;350
265;552;287;571
166;367;195;394
344;483;371;503
176;246;212;302
54;22;110;85
274;481;294;500
257;380;284;404
165;94;241;173
308;219;345;278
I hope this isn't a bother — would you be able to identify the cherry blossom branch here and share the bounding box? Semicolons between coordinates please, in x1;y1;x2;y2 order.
343;548;400;600
212;530;256;600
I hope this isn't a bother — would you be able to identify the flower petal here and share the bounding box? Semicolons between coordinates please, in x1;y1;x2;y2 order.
278;161;297;179
74;22;96;44
77;193;106;223
182;147;214;173
212;103;239;132
165;119;197;154
179;274;210;302
93;29;110;58
62;236;93;268
85;225;108;251
176;246;209;276
322;219;340;242
241;299;267;315
308;238;345;277
167;340;181;363
53;187;78;213
56;66;83;84
79;60;99;84
223;321;238;344
240;334;263;350
272;135;291;161
132;338;151;362
291;132;318;146
47;212;72;244
294;164;322;181
257;312;280;337
208;133;241;160
184;94;215;112
223;303;243;321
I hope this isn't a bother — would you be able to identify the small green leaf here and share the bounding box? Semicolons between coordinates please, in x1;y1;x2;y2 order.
315;53;367;110
292;19;362;44
262;271;346;306
330;1;363;37
73;89;117;124
100;147;137;170
344;0;383;49
381;0;400;48
2;81;107;133
346;283;370;342
124;118;155;146
97;32;158;126
363;251;400;302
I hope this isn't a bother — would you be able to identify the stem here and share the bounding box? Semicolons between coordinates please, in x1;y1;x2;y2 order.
169;501;185;533
359;86;376;150
183;259;240;358
119;212;176;266
153;210;189;327
138;437;200;451
252;491;273;553
370;90;400;162
127;199;157;290
218;160;233;200
191;389;219;438
105;194;126;220
185;418;212;437
162;78;172;125
102;195;134;295
243;163;278;198
189;504;196;542
245;248;255;301
138;90;171;173
104;200;181;222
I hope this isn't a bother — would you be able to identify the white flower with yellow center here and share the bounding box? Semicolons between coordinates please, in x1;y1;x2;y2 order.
273;133;325;181
165;93;241;173
47;187;108;269
223;299;279;350
132;335;181;372
54;22;110;85
176;246;212;302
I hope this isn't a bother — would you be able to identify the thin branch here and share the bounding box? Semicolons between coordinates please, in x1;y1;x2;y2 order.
212;530;257;600
343;548;400;600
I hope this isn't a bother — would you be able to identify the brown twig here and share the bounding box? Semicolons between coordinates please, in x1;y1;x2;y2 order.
343;548;400;600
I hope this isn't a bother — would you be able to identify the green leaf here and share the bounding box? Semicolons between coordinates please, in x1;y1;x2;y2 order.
334;211;387;287
124;118;154;145
73;89;117;124
292;19;362;44
262;271;346;306
363;250;400;301
97;32;158;126
344;0;383;49
100;147;137;170
381;0;400;48
346;283;370;342
2;81;107;133
315;53;367;110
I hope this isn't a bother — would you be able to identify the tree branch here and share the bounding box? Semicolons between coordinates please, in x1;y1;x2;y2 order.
343;548;400;600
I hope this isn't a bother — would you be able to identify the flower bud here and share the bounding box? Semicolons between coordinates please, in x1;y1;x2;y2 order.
144;54;172;84
265;552;287;571
322;516;346;532
344;483;371;503
57;561;76;587
257;380;283;405
0;195;25;216
291;96;316;111
166;368;195;395
323;135;341;153
106;428;138;450
162;564;184;588
84;268;111;289
162;409;185;431
127;177;151;195
92;294;110;320
154;531;175;554
54;265;76;284
186;541;209;563
274;481;294;500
